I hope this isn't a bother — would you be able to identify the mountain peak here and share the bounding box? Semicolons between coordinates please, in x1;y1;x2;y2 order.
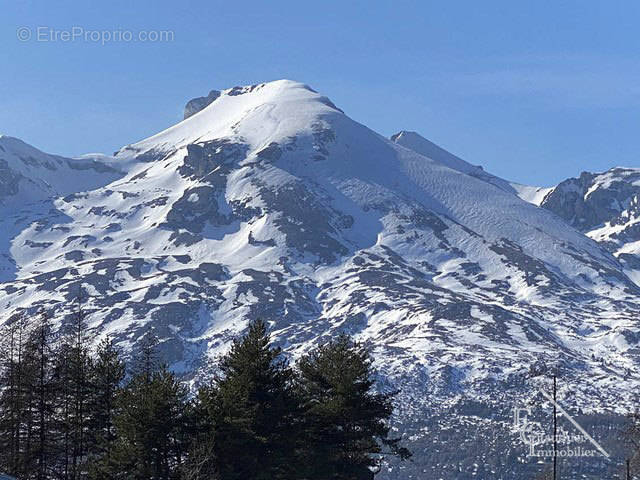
390;130;524;197
118;80;344;160
390;130;425;143
0;135;91;162
391;130;482;173
182;80;344;120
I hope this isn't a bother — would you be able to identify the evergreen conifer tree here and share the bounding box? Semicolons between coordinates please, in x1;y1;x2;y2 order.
53;294;94;480
200;319;300;480
0;315;29;477
108;333;190;479
297;335;411;480
25;310;58;480
86;337;125;479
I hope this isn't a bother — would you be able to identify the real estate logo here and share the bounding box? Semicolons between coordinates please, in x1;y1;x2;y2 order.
512;387;609;458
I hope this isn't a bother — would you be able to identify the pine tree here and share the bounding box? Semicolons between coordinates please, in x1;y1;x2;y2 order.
86;337;125;479
200;319;300;480
108;334;190;479
54;340;75;480
23;310;58;480
69;296;92;480
53;294;94;480
181;387;217;480
0;314;29;476
297;334;411;480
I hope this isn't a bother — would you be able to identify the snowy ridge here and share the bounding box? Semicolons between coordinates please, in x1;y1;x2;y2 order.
511;183;553;205
391;131;558;207
0;135;121;206
390;130;518;195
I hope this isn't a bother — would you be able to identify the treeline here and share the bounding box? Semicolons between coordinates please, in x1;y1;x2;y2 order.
0;310;410;480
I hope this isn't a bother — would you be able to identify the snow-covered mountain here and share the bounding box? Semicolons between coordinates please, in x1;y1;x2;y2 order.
520;168;640;286
1;80;638;477
0;135;121;206
0;136;122;281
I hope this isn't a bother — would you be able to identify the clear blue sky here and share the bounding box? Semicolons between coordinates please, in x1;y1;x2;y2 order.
1;1;639;186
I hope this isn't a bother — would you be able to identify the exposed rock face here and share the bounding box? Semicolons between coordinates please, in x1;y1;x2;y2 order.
542;170;638;230
0;159;22;197
539;168;640;277
183;90;221;119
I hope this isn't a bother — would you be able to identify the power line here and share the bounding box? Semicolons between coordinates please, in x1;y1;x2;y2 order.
553;374;557;480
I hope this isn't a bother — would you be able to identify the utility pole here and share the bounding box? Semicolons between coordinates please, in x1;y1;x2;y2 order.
553;374;557;480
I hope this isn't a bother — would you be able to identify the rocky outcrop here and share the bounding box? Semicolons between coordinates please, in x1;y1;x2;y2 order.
183;90;221;119
541;169;640;231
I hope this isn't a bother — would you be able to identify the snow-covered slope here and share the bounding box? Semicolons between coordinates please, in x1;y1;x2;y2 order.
390;130;519;195
0;136;122;281
0;80;638;477
391;130;558;208
0;135;121;206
